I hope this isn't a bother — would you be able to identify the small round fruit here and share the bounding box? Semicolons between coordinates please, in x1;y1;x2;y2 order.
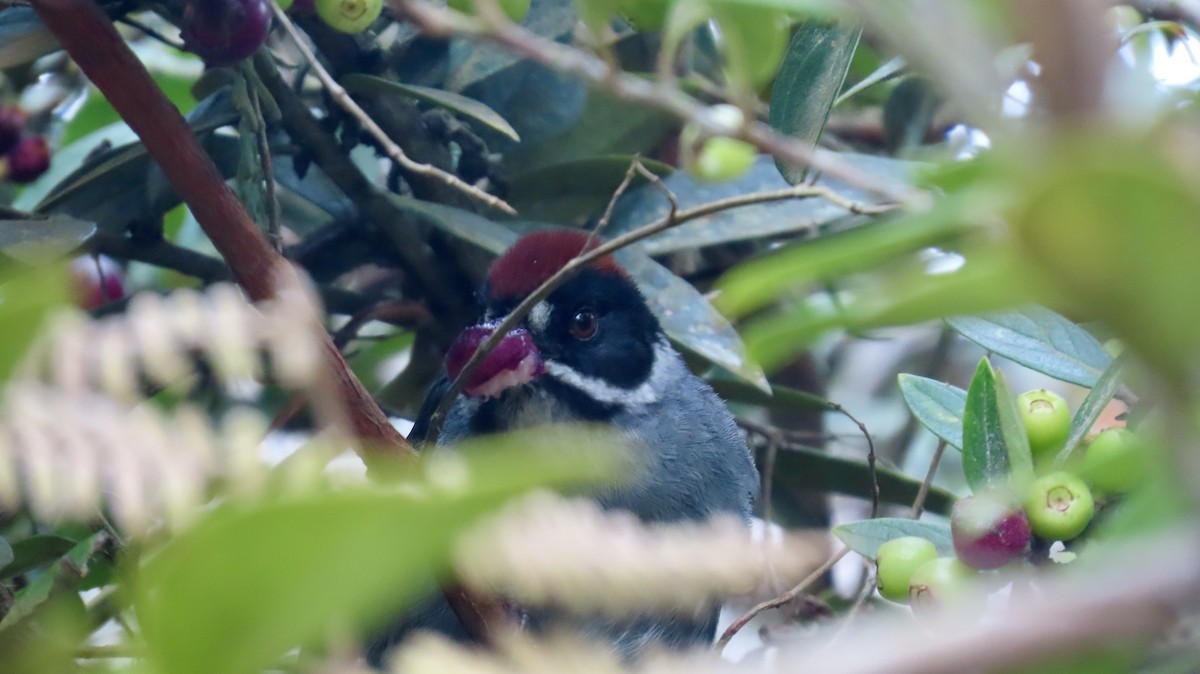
182;0;272;67
70;255;126;310
951;492;1031;570
316;0;382;33
1018;389;1071;458
1024;471;1095;541
908;556;976;613
2;136;51;184
0;105;25;155
1084;427;1147;494
876;536;938;603
687;137;756;182
448;0;530;22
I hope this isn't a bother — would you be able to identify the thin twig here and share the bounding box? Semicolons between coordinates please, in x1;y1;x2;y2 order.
714;545;851;651
422;184;899;444
247;75;283;253
592;156;643;238
268;1;516;215
393;0;923;205
910;440;947;519
832;402;880;519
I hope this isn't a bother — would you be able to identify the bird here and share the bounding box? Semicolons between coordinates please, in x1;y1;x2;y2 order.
366;228;759;665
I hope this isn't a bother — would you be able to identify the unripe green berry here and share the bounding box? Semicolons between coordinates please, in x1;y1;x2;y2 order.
1017;389;1071;458
875;536;938;603
1024;471;1095;541
908;556;976;614
1083;427;1147;494
315;0;381;33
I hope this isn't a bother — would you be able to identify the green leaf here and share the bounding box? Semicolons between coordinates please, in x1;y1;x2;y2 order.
0;535;75;580
0;263;70;384
882;76;941;154
507;155;673;225
341;73;520;142
768;446;956;515
0;213;95;263
832;517;953;561
0;535;94;631
138;431;620;674
834;55;905;106
1057;356;1128;464
0;538;12;570
897;374;965;450
769;20;862;184
946;306;1113;388
962;357;1033;493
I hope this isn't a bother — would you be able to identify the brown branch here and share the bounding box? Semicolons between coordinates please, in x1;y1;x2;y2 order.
32;0;411;458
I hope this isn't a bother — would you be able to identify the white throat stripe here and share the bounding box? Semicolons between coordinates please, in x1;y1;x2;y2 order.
542;339;674;406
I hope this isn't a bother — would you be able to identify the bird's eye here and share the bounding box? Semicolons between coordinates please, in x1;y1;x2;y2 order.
569;309;598;340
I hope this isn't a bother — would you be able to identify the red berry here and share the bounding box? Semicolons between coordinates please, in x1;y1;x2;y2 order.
70;256;125;310
182;0;272;67
0;105;25;156
3;136;51;184
951;492;1031;570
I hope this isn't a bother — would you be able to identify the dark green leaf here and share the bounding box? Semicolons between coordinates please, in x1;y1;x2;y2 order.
946;306;1113;388
0;7;57;68
507;155;673;225
832;518;954;560
897;374;965;450
882;76;941;154
341;73;520;142
138;432;620;674
992;362;1034;487
1058;356;1128;464
0;535;94;631
0;535;75;580
769;20;862;184
0;538;12;570
835;55;905;106
767;446;956;515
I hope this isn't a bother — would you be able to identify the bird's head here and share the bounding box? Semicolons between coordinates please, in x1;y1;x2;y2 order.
444;230;666;413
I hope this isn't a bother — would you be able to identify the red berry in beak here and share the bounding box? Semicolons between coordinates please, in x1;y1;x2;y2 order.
445;323;544;399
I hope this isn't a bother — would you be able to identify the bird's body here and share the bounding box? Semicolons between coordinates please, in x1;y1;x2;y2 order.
367;230;758;666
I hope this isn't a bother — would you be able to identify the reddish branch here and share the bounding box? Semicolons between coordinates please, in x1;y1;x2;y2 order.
30;0;412;458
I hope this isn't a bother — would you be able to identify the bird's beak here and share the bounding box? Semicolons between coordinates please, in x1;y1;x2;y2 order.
444;322;545;399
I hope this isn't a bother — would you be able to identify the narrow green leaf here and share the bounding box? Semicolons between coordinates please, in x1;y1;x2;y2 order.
946;307;1112;388
0;214;95;262
897;374;965;450
769;20;862;184
1057;356;1128;465
882;76;941;154
768;446;956;515
961;357;1010;493
832;518;953;561
342;74;520;142
0;535;74;580
0;263;70;384
992;365;1035;488
138;433;620;674
834;55;905;106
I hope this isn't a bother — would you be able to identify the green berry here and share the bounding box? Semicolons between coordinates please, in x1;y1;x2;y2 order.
315;0;381;33
875;536;938;603
1024;471;1095;541
1017;389;1071;458
908;556;976;614
1083;427;1147;494
687;138;756;182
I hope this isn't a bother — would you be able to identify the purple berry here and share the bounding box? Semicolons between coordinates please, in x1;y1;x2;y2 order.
951;492;1031;570
3;136;50;184
0;105;24;156
182;0;272;67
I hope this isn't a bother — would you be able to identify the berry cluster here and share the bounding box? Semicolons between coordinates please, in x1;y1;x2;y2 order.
0;105;50;185
181;0;383;66
876;388;1148;610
